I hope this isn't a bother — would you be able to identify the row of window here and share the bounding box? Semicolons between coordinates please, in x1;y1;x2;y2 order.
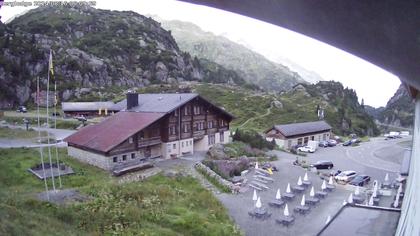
167;140;194;150
169;120;223;135
113;153;136;163
208;132;225;145
296;133;329;145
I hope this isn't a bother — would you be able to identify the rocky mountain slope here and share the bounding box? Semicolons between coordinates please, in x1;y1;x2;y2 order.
146;80;379;136
375;84;414;128
0;6;251;108
161;20;306;92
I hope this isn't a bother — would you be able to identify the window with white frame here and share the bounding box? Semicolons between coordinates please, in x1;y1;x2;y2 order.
208;121;213;129
220;132;224;143
194;105;201;115
129;137;133;143
208;134;215;145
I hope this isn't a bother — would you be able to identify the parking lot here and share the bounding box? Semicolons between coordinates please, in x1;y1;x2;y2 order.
216;136;411;236
300;136;411;183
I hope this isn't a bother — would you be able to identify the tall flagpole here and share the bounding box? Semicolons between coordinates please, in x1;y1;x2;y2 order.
37;76;50;200
53;63;62;188
46;49;56;191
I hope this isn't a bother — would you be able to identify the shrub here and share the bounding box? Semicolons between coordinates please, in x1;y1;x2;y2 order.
232;128;275;150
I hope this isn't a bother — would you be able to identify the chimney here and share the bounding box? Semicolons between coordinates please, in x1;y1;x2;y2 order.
126;92;139;110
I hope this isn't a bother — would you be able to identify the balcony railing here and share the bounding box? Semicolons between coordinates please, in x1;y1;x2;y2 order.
138;137;162;148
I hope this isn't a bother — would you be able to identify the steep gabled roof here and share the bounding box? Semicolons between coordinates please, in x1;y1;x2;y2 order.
114;93;199;113
64;111;165;153
114;93;234;119
272;120;331;137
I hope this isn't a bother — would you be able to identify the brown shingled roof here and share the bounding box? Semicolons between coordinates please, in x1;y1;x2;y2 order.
64;111;165;153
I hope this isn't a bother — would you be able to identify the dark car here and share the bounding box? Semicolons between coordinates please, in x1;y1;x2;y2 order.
16;106;27;113
328;139;337;147
319;141;329;147
343;140;352;146
349;175;371;186
310;160;334;170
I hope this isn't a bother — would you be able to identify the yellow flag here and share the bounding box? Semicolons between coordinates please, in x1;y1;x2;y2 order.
49;50;54;77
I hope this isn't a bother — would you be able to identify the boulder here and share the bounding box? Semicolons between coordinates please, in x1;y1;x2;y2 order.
207;143;228;160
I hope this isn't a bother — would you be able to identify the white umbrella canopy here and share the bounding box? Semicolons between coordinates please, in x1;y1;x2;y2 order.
325;215;331;225
321;180;327;190
355;186;360;195
397;184;403;194
328;176;334;185
348;193;354;204
297;176;303;186
301;195;306;206
286;183;291;193
310;186;315;197
304;172;309;181
342;200;347;205
284;204;290;216
393;195;399;208
256;197;262;208
276;188;281;200
253;189;258;201
368;195;374;206
384;173;389;182
373;185;378;198
255;161;259;169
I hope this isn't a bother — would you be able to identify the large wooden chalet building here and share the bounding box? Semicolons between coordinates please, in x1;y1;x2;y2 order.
64;93;233;172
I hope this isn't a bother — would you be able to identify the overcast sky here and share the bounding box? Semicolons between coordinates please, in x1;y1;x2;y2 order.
1;0;401;107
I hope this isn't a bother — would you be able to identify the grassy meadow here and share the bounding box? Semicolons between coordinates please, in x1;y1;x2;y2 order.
0;148;241;236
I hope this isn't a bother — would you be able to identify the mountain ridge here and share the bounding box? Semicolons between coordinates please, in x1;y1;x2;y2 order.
160;19;306;92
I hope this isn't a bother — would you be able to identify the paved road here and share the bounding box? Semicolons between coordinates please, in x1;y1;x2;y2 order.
0;124;75;148
292;136;412;184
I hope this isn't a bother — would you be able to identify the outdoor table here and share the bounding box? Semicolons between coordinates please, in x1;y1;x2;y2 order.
353;195;364;204
306;197;320;206
326;184;335;192
315;191;328;199
292;186;305;193
283;192;295;201
294;205;310;215
269;199;285;208
248;207;271;220
302;181;312;187
276;216;295;226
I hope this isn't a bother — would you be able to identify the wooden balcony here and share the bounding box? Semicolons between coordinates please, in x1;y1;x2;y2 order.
207;128;218;134
193;130;205;140
219;127;228;132
181;132;193;139
138;137;162;148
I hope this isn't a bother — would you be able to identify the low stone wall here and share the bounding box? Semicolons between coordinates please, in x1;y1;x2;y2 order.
194;162;239;193
68;146;111;170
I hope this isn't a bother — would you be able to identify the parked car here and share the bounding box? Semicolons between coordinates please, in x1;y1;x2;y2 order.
328;139;337;146
349;175;371;186
310;160;334;170
262;162;278;171
16;106;27;113
75;115;87;122
297;145;316;153
342;140;352;146
334;170;357;182
351;138;361;144
319;141;329;147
